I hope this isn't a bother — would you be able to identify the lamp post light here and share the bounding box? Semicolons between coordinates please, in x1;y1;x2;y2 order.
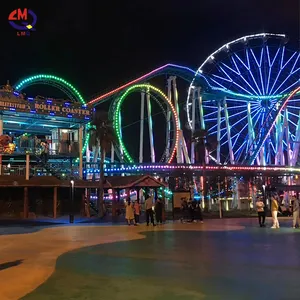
69;179;75;223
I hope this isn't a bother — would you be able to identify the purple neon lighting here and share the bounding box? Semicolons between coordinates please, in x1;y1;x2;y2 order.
249;86;300;164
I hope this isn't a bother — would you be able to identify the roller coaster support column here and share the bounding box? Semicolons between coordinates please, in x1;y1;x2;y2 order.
217;100;221;164
223;97;234;164
119;111;124;161
247;102;255;159
111;144;114;163
224;97;239;208
197;88;209;164
0;114;2;175
23;153;30;219
291;112;300;166
79;126;83;179
139;91;145;163
166;78;172;159
171;77;183;163
146;87;155;163
284;109;292;166
191;88;196;163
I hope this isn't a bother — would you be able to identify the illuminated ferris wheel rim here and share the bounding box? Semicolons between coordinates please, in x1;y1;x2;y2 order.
186;32;296;129
197;32;286;74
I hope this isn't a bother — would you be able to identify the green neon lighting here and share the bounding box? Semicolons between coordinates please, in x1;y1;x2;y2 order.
14;74;86;104
114;84;179;163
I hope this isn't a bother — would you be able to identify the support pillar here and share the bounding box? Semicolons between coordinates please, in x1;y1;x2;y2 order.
218;177;222;219
217;101;221;164
79;126;83;179
139;91;145;163
53;187;57;218
147;89;155;163
191;88;196;163
172;77;183;163
111;144;115;163
166;78;172;159
26;153;30;180
24;152;30;218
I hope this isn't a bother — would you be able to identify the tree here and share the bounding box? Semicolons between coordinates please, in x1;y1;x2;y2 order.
89;111;117;217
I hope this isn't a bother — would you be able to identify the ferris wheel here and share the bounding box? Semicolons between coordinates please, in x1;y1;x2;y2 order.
187;33;300;166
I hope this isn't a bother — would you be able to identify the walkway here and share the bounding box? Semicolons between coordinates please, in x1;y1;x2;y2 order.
0;218;299;299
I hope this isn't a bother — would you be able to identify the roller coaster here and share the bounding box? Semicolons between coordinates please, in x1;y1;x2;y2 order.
0;33;299;180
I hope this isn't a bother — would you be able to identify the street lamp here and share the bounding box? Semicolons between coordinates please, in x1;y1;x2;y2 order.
69;180;74;223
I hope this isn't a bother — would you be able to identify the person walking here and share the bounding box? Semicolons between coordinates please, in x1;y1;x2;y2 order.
256;197;266;227
180;198;188;223
195;201;204;223
134;200;141;224
271;195;280;229
155;198;163;225
188;199;195;222
291;196;299;229
125;198;136;226
145;195;155;226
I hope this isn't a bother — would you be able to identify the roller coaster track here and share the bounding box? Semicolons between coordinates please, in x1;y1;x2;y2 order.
88;64;211;105
244;86;300;165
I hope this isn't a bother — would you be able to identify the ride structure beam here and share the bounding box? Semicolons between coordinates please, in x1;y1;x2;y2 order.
191;87;196;163
139;91;145;163
170;76;183;163
291;111;300;166
275;112;282;165
166;78;172;160
198;88;209;164
247;101;255;158
223;97;235;164
79;126;83;179
146;89;155;163
217;100;221;164
278;113;285;165
284;109;292;166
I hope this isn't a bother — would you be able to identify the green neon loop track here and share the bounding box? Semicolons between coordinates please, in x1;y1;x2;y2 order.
14;74;90;156
113;84;180;163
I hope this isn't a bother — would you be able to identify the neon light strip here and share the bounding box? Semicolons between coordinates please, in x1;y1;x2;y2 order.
249;86;300;165
113;84;179;163
88;62;292;106
88;64;197;105
14;74;86;104
102;164;300;174
197;33;285;74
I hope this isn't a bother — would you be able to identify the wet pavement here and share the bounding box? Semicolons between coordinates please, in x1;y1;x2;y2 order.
0;218;299;299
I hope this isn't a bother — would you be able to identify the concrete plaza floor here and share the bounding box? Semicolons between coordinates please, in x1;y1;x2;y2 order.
0;218;300;300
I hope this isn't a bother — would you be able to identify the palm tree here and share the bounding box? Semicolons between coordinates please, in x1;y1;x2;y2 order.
89;111;117;217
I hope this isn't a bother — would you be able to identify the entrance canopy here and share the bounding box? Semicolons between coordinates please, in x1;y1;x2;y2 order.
104;175;167;189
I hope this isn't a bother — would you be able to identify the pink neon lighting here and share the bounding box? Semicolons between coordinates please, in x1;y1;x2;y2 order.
251;86;300;164
88;64;169;105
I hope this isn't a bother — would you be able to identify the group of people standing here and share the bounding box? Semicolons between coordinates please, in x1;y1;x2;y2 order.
256;194;300;229
124;195;164;226
180;198;204;223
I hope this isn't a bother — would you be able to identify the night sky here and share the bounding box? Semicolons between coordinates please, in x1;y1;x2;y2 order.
0;0;299;160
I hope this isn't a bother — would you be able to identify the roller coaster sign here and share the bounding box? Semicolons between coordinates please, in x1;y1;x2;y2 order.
0;94;92;120
8;8;37;36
